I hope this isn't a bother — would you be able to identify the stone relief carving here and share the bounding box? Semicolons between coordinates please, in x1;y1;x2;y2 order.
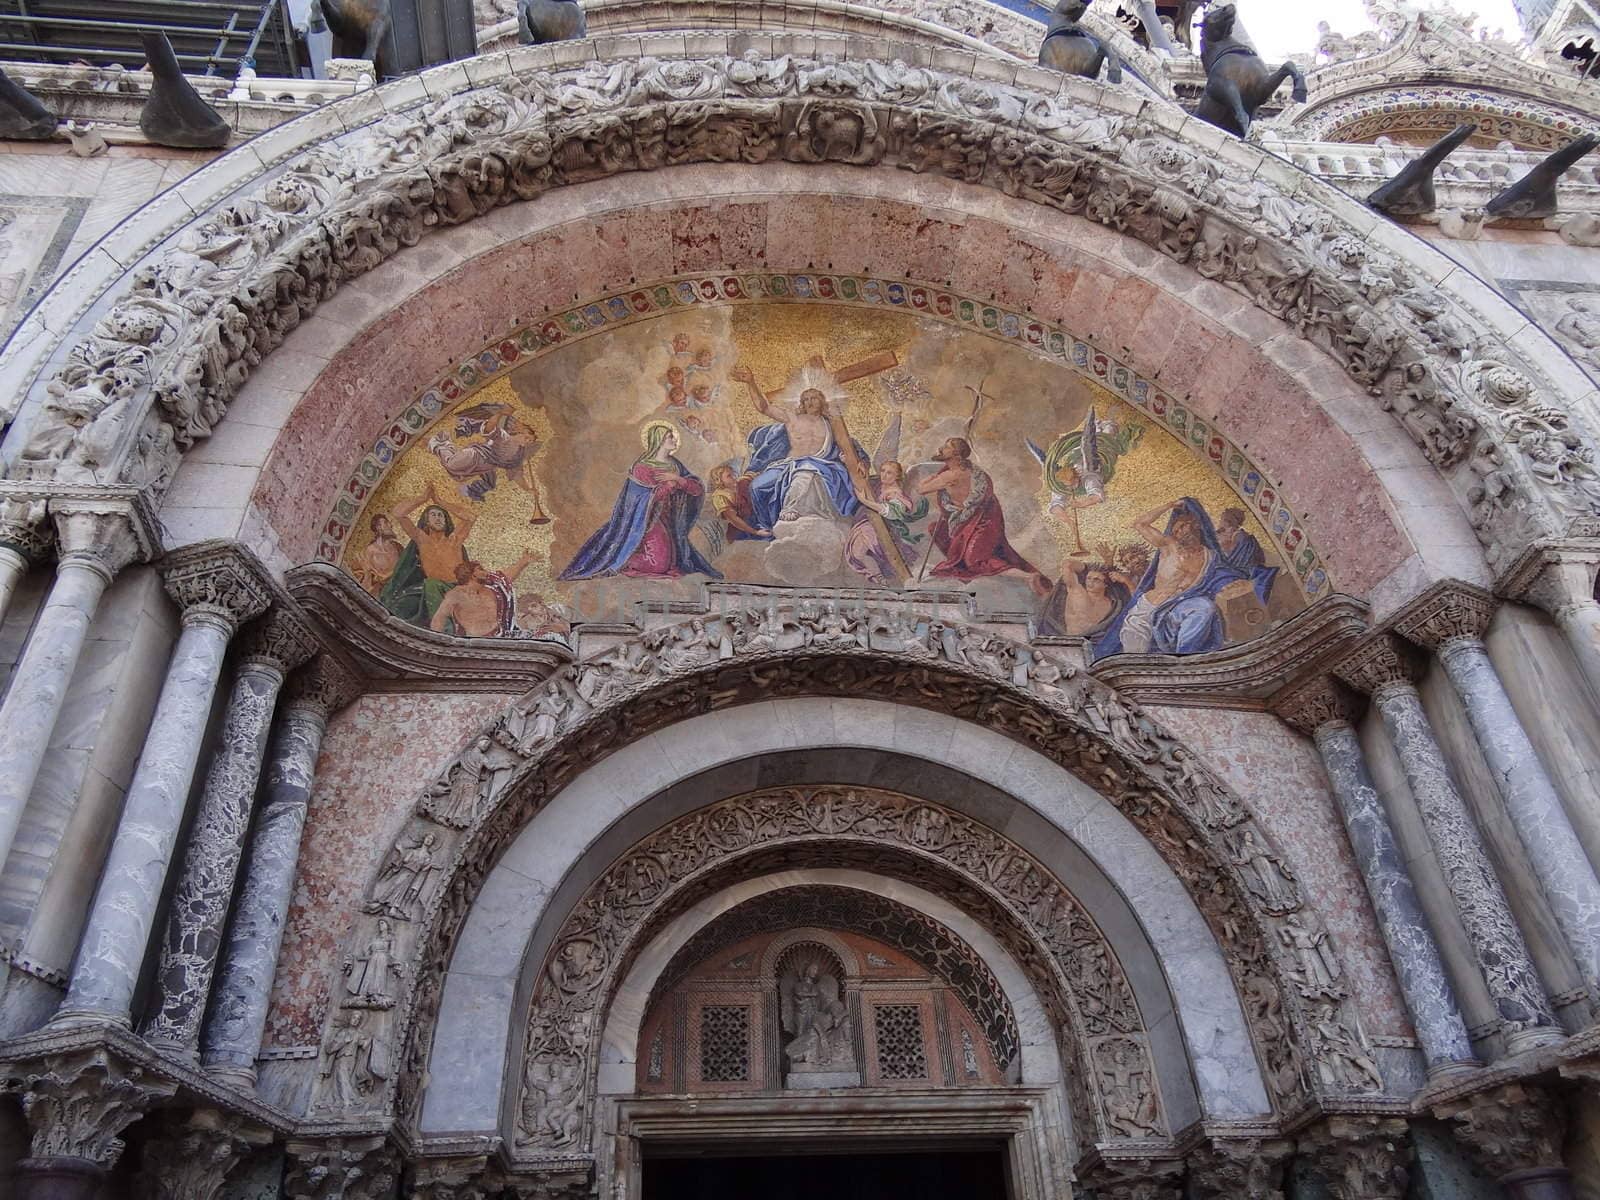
5;48;1596;575
311;606;1383;1165
778;947;854;1077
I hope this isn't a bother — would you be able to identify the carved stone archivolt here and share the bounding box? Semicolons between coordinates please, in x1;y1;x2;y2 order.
311;605;1384;1171
504;786;1163;1161
3;38;1597;575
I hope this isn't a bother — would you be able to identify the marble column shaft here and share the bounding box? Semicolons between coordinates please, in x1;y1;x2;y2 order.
202;674;345;1083
142;651;295;1055
1368;679;1560;1046
53;606;241;1026
0;553;117;880
1436;635;1600;997
0;543;29;628
1313;718;1478;1073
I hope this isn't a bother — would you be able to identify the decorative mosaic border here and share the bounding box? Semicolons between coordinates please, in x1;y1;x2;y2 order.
318;273;1333;599
1298;86;1596;151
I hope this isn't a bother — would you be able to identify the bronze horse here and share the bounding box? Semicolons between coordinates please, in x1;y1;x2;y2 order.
1038;0;1122;83
319;0;390;69
1195;3;1306;139
519;0;587;44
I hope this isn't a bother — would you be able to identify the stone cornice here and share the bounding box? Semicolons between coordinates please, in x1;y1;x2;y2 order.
1091;595;1369;709
286;561;572;694
1388;580;1498;651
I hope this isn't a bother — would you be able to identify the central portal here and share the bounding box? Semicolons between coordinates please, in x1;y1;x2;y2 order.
642;1147;1012;1200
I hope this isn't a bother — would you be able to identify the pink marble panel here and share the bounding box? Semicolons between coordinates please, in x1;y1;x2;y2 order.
262;692;512;1051
1149;705;1413;1039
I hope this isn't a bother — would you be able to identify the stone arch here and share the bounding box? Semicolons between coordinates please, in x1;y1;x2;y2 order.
316;606;1390;1168
636;884;1026;1084
508;788;1174;1163
0;37;1596;581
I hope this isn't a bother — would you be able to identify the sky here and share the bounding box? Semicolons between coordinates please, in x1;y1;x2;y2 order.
1232;0;1527;58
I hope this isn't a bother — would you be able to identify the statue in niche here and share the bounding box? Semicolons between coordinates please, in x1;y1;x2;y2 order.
779;954;854;1080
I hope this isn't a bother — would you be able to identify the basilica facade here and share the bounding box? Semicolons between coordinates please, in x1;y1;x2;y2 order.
3;0;1600;1196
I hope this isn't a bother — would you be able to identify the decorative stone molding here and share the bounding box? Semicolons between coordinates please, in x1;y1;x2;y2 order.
1270;674;1367;736
1074;1152;1185;1200
283;1136;401;1200
2;38;1596;577
137;1108;272;1200
0;496;52;560
0;1046;178;1167
158;540;275;633
1431;1081;1569;1188
1186;1135;1293;1200
482;787;1159;1163
1295;1114;1412;1200
287;562;572;694
1390;581;1499;653
1496;535;1600;617
309;605;1385;1173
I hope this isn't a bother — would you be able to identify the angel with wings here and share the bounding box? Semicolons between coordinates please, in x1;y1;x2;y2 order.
845;411;932;585
427;401;550;523
780;960;851;1070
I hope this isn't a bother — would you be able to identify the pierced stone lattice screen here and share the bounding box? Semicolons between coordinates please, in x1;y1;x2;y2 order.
699;1004;752;1083
873;1004;929;1080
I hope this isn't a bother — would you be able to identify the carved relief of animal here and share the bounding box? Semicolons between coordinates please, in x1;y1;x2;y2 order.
519;0;587;45
1038;0;1122;83
1194;3;1306;139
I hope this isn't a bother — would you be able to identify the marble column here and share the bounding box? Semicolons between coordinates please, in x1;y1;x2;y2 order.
1501;542;1600;710
143;605;318;1057
1274;675;1479;1077
0;1048;177;1200
1337;634;1563;1054
0;506;144;887
1396;583;1600;1005
202;655;361;1087
0;496;49;629
51;543;272;1029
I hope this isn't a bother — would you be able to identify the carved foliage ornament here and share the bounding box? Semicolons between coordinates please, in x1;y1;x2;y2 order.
7;48;1598;570
314;607;1383;1155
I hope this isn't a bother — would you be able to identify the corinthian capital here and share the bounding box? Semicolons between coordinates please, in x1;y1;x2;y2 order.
0;496;52;560
0;1047;177;1166
1075;1154;1185;1200
1333;633;1422;697
1271;674;1366;736
1188;1136;1293;1200
286;653;364;721
1432;1082;1567;1185
1391;581;1497;651
138;1108;272;1200
284;1136;400;1200
159;541;274;633
239;603;320;676
1297;1115;1411;1200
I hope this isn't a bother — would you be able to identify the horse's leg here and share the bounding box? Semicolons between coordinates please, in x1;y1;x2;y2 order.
1103;49;1123;85
1218;78;1250;138
1271;62;1308;104
1134;0;1176;54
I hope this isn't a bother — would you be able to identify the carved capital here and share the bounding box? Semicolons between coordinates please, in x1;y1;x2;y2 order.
1270;675;1366;736
1297;1115;1412;1200
1432;1082;1567;1181
1497;538;1600;619
1077;1155;1184;1200
285;1136;400;1200
409;1158;492;1200
1391;581;1498;652
53;505;148;580
159;540;274;633
1332;633;1422;697
285;653;365;720
0;1047;178;1167
0;496;53;561
1187;1136;1293;1200
137;1108;271;1200
238;603;319;675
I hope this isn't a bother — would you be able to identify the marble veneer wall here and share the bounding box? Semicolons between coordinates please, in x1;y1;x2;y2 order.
257;690;511;1110
0;562;181;1037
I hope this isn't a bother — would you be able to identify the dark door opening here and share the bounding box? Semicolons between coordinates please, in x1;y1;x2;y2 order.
643;1147;1010;1200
